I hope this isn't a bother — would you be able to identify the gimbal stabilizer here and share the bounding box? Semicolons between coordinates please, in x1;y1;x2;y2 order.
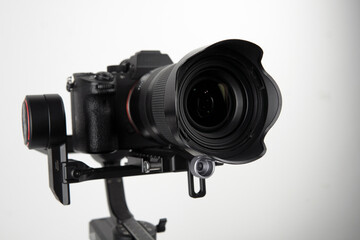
22;39;282;239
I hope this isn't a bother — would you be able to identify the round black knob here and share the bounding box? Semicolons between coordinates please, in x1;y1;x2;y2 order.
22;94;66;149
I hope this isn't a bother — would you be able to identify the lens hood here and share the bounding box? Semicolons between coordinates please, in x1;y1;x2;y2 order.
130;39;281;164
159;40;282;163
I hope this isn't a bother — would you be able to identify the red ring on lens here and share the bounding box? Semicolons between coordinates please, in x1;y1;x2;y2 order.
126;81;140;133
24;99;30;145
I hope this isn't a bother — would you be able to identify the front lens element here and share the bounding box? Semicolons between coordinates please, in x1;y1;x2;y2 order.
186;79;233;130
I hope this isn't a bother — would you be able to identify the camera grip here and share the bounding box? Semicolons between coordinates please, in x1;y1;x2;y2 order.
70;73;118;153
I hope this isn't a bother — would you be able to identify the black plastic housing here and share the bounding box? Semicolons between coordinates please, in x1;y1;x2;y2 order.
68;51;174;154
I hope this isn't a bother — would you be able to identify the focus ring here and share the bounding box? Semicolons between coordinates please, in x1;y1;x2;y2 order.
151;65;176;144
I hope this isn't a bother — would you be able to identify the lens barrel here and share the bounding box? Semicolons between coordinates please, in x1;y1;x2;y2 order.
128;40;281;164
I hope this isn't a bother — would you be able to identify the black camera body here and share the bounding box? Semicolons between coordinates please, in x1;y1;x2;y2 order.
67;51;173;154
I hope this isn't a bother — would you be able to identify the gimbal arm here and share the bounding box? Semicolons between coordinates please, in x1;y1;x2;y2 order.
39;136;210;205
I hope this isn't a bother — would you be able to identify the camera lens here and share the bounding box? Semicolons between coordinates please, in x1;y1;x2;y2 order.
127;40;282;163
185;77;234;131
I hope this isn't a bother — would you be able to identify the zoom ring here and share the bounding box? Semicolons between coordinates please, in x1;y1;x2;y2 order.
151;65;176;144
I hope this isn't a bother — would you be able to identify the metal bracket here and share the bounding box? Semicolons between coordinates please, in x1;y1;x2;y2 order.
187;160;206;198
42;137;214;205
47;143;70;205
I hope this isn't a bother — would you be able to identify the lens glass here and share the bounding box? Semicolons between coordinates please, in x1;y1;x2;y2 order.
186;78;233;130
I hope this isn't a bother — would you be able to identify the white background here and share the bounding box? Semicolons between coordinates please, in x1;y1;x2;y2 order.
1;0;359;239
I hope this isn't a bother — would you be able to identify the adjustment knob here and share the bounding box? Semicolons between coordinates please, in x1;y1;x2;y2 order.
22;94;66;149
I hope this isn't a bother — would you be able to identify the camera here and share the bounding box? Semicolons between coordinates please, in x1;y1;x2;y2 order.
22;39;281;239
23;39;281;162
